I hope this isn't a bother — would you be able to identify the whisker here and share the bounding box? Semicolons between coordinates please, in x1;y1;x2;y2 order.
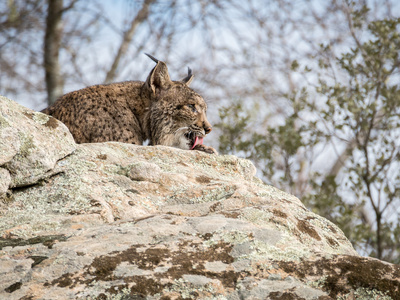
174;127;189;134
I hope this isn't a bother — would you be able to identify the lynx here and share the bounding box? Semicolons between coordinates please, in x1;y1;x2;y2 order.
42;54;217;154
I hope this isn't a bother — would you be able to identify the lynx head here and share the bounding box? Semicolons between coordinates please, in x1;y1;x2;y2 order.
144;54;212;150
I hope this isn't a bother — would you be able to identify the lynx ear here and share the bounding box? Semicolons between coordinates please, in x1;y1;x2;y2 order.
181;67;194;86
144;54;172;95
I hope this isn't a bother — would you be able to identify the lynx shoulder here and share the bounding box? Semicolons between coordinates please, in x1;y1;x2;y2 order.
42;54;217;154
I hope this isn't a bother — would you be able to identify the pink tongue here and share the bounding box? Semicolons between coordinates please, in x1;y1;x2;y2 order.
191;136;204;150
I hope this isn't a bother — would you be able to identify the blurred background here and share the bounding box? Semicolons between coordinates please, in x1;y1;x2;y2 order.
1;0;400;263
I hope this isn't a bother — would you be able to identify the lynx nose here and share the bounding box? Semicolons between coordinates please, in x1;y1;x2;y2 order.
204;126;212;134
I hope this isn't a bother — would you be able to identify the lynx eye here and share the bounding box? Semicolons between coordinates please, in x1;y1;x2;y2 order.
188;104;197;113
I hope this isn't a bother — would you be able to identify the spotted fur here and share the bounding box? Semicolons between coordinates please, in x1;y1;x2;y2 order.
42;56;217;154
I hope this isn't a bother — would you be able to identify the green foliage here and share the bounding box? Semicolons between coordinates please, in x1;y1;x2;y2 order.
216;89;323;194
216;101;255;155
216;7;400;263
7;0;19;23
320;16;400;261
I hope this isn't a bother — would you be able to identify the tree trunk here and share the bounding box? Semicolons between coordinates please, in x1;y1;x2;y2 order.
44;0;64;106
376;212;382;259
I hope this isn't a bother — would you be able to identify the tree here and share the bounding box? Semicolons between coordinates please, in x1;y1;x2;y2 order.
5;0;392;109
314;13;400;261
216;3;400;263
1;0;400;262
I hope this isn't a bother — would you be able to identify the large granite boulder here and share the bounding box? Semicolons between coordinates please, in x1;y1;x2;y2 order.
0;95;76;190
0;96;399;299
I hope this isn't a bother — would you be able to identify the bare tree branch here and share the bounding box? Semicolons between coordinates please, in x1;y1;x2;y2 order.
104;0;156;84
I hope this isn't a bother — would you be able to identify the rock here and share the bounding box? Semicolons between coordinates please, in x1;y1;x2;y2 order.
0;95;76;189
0;168;11;195
0;96;399;300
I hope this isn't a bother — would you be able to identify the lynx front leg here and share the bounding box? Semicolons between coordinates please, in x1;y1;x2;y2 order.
192;144;218;155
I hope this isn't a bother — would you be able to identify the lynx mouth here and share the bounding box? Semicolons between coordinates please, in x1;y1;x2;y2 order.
185;132;204;150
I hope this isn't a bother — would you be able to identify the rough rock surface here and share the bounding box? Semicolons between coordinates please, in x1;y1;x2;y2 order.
1;96;399;299
0;95;76;189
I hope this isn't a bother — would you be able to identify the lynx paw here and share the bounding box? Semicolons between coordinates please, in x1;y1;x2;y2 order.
192;144;218;155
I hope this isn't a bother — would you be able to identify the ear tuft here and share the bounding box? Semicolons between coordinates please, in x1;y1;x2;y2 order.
145;53;159;64
181;67;194;86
